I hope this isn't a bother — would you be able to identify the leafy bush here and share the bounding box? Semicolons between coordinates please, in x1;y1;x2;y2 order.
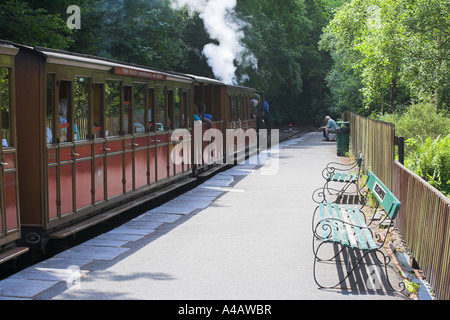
377;102;450;140
405;135;450;196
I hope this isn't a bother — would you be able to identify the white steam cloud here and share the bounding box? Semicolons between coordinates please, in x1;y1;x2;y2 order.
170;0;257;85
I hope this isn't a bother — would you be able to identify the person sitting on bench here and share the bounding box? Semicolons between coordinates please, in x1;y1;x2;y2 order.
320;116;337;141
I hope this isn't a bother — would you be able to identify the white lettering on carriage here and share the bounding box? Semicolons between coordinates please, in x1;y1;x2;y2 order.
170;126;279;175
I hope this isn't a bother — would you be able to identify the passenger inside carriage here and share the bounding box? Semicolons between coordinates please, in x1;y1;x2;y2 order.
195;101;213;121
59;98;80;142
194;103;212;128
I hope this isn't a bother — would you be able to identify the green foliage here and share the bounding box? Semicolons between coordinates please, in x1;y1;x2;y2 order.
376;101;450;140
0;0;346;125
374;101;450;195
0;0;73;49
405;135;450;196
320;0;450;115
403;279;421;294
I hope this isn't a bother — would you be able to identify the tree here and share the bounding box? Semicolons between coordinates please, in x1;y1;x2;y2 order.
0;0;73;49
320;0;450;115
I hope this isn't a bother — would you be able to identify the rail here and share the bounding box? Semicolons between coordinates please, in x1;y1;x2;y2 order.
393;161;450;300
343;111;395;189
345;110;450;299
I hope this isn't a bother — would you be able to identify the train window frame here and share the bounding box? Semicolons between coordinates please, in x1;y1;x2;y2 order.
155;85;166;132
168;90;174;131
173;88;182;130
92;83;104;139
0;67;12;148
182;90;189;129
148;87;155;132
74;76;91;142
123;85;132;135
133;82;147;134
46;73;56;145
57;80;73;144
104;79;122;138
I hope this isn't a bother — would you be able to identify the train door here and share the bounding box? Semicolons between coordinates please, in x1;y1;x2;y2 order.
155;85;168;181
56;79;74;217
168;89;175;177
73;76;93;211
167;86;190;177
148;87;157;184
104;79;124;199
123;85;133;193
132;82;149;190
92;82;105;204
0;60;20;247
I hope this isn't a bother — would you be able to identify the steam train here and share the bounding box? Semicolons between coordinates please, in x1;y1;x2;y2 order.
0;40;263;264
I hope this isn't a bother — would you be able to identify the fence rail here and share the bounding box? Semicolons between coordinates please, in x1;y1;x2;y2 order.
343;111;395;189
393;161;450;300
344;111;450;299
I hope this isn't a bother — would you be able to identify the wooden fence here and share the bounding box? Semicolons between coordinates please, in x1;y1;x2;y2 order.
343;111;395;189
345;111;450;299
393;161;450;300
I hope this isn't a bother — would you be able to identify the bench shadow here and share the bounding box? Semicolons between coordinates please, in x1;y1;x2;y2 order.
314;243;407;299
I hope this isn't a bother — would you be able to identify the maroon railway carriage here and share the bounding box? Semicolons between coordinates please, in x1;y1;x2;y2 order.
0;42;29;262
191;75;257;171
0;41;259;260
14;45;196;247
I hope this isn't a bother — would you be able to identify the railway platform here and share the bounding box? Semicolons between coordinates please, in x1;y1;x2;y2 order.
0;131;407;300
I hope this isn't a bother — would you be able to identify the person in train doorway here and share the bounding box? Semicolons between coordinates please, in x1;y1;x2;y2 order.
194;101;213;128
59;98;80;141
320;115;337;141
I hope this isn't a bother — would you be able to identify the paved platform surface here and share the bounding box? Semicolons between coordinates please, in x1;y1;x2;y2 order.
0;132;406;300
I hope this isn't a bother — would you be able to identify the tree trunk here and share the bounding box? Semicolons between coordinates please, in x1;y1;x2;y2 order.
390;77;397;112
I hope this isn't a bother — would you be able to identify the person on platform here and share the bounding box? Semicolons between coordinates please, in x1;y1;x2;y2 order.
320;116;338;141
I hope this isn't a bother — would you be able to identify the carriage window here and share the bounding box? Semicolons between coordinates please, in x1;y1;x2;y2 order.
133;83;146;133
229;96;235;122
148;88;154;131
123;86;132;134
182;91;189;128
1;68;11;147
168;90;174;130
105;80;120;137
173;88;181;130
155;86;166;131
236;96;241;121
58;80;72;143
46;74;55;144
74;77;90;141
93;83;103;138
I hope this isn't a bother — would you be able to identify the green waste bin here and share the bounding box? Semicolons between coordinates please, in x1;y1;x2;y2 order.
336;122;350;156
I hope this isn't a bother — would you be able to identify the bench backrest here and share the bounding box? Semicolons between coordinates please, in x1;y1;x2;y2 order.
366;171;401;219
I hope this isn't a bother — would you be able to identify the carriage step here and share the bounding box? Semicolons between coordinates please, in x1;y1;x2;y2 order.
0;247;29;265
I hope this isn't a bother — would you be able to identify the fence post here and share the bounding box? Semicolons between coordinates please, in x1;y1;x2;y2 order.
394;136;405;165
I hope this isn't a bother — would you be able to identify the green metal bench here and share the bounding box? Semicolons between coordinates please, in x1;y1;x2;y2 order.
312;171;406;293
312;153;364;204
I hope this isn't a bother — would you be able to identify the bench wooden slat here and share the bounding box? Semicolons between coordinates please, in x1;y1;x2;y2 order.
319;203;342;245
332;172;340;182
320;202;380;251
346;206;369;250
332;203;352;248
327;171;358;183
353;206;378;250
342;173;350;182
